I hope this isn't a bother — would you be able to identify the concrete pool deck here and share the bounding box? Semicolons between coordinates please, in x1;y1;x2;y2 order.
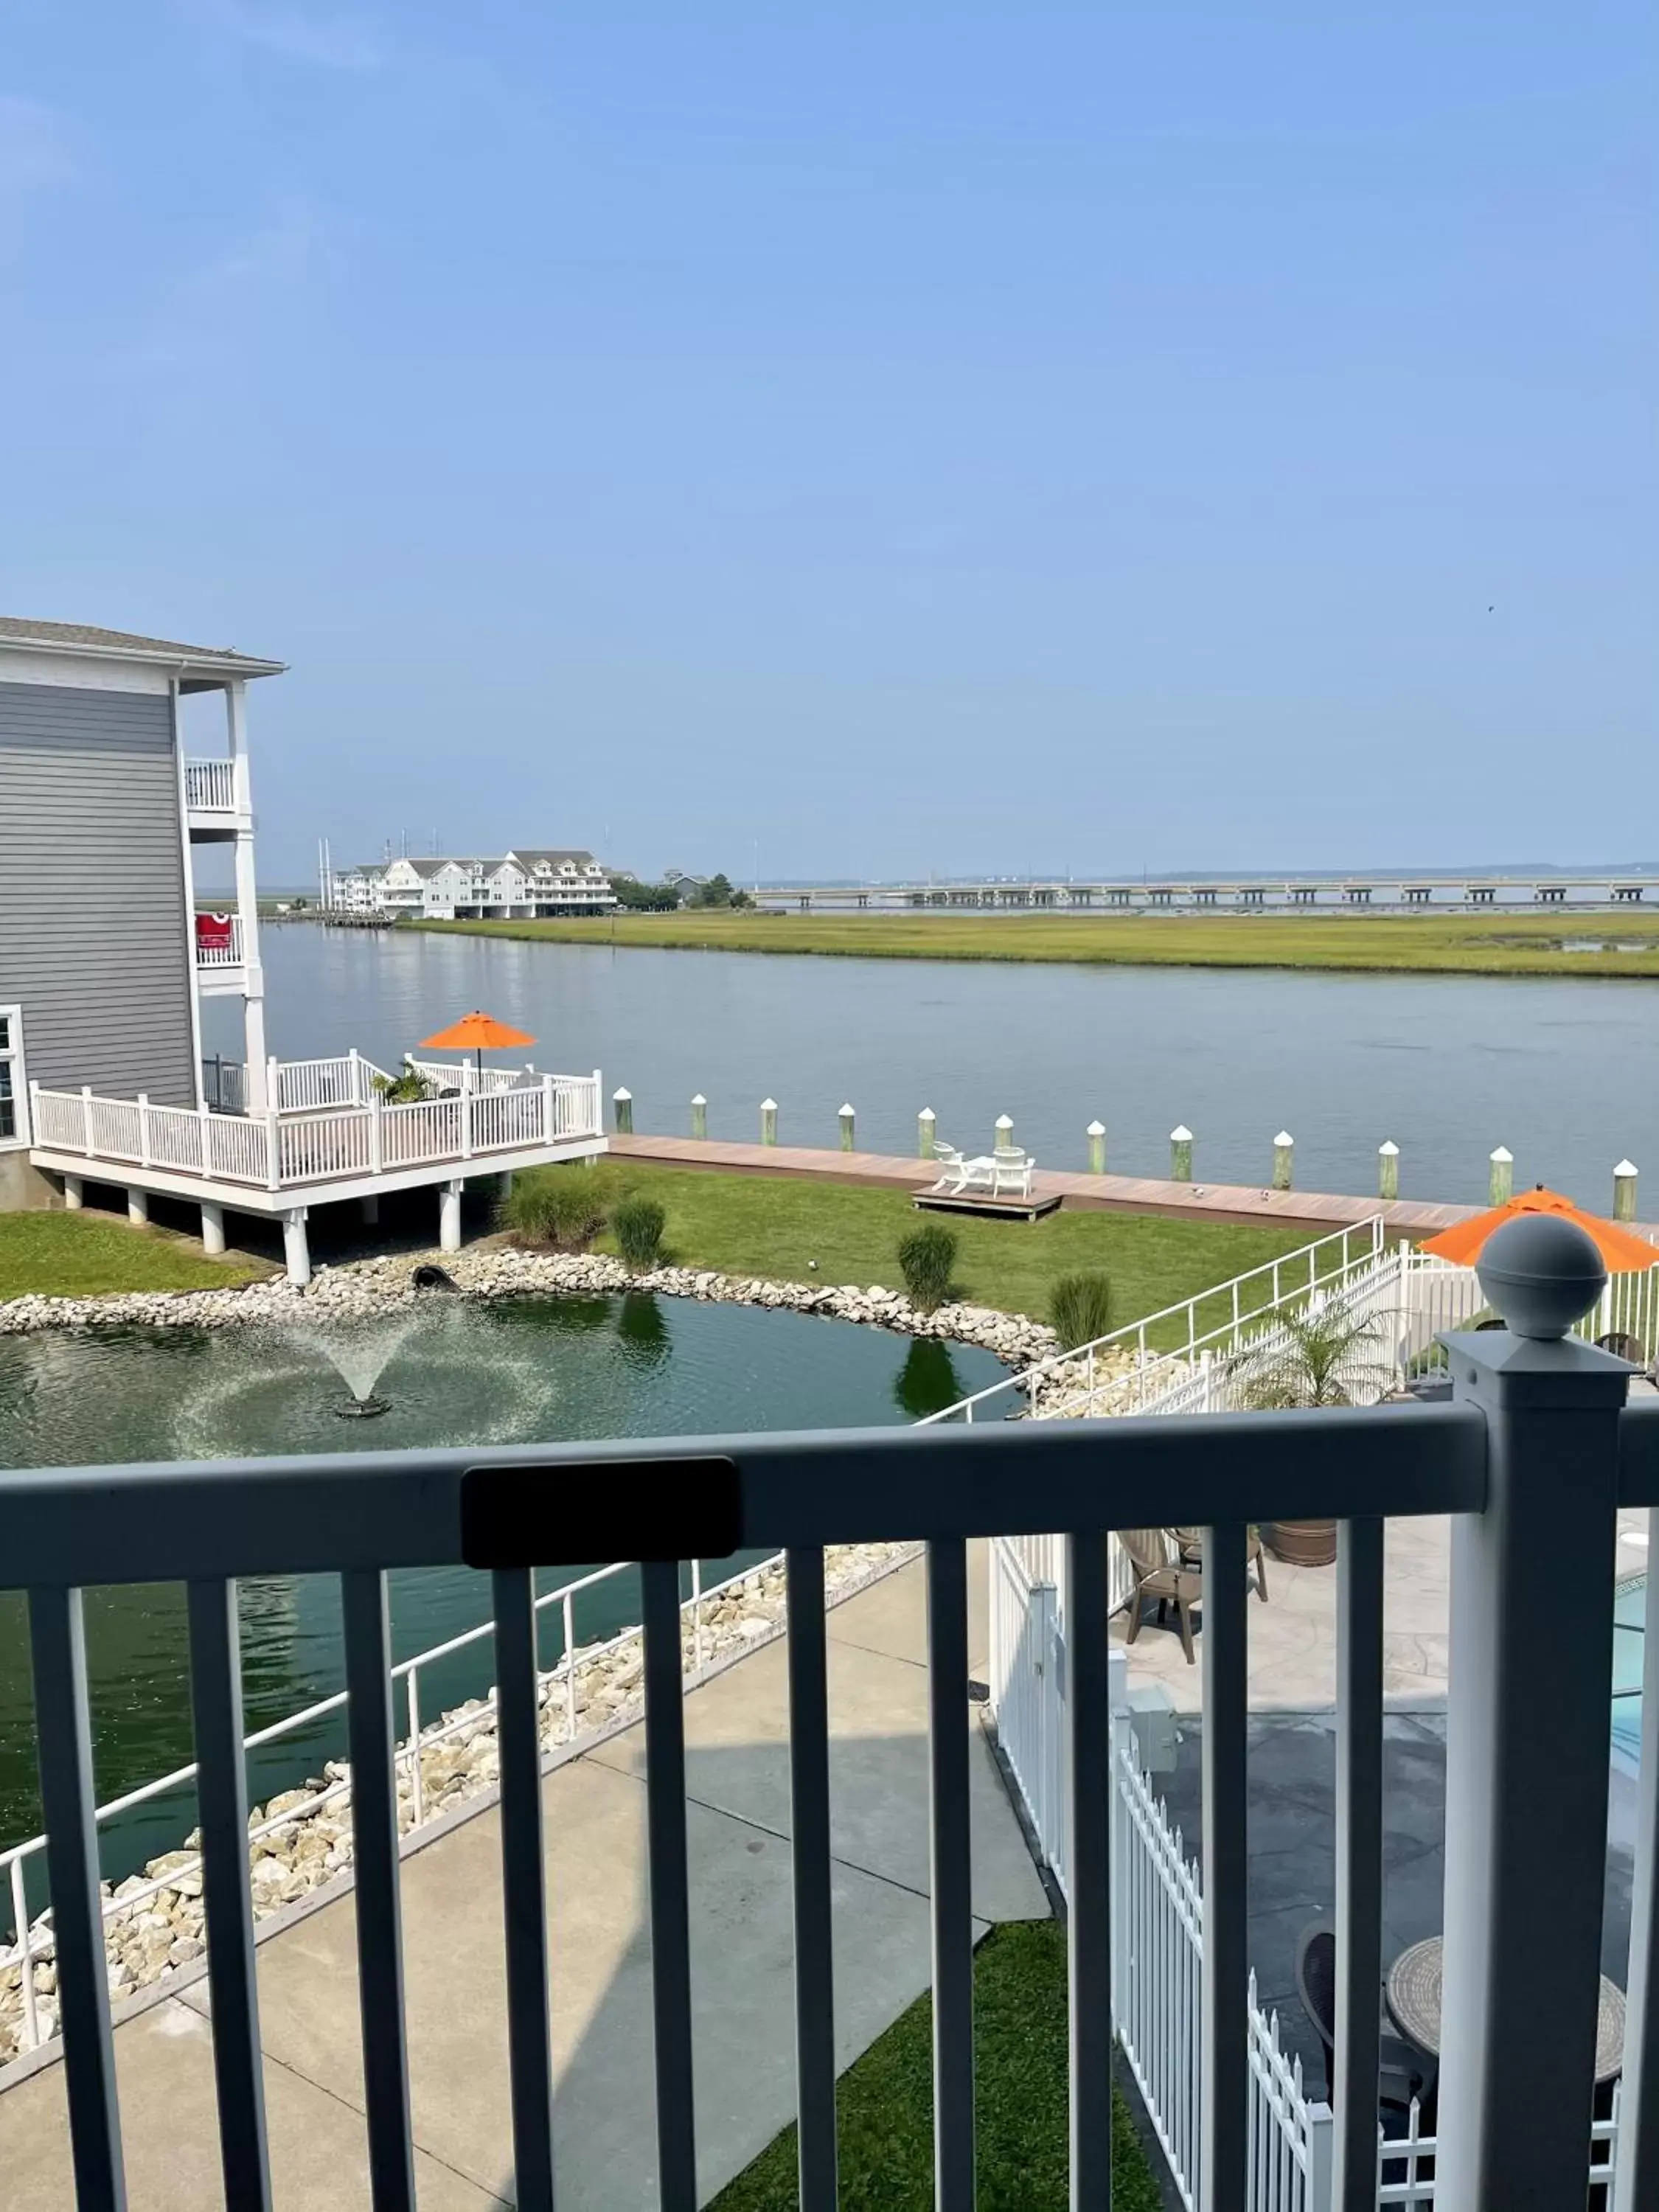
1112;1504;1655;1712
0;1548;1048;2211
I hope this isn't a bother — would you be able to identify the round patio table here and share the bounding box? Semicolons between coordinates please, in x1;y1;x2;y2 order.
1386;1938;1626;2084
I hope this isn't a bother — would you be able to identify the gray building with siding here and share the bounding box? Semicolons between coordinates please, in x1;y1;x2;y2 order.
0;619;285;1209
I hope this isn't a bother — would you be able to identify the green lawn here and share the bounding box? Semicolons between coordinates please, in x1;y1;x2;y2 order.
414;907;1659;980
0;1212;269;1301
710;1920;1164;2212
518;1161;1315;1343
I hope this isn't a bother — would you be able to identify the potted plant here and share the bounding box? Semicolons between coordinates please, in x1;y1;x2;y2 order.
1234;1301;1393;1567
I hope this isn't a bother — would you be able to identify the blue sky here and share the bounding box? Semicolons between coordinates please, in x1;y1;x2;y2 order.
2;2;1653;882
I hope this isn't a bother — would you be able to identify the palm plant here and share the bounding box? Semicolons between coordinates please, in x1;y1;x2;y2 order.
1235;1298;1392;1410
1234;1298;1394;1566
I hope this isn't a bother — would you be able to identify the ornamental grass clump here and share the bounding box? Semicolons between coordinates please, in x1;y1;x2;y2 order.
612;1194;667;1269
897;1223;958;1315
1049;1270;1112;1351
498;1168;611;1252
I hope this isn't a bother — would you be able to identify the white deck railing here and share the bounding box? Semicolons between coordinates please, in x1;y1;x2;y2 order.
184;757;237;811
27;1071;604;1190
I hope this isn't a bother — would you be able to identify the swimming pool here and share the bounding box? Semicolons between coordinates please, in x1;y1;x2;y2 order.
1613;1573;1646;1769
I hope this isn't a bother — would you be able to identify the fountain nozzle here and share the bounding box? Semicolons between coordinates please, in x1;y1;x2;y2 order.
336;1394;392;1420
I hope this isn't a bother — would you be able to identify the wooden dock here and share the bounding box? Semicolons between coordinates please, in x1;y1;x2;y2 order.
606;1133;1500;1237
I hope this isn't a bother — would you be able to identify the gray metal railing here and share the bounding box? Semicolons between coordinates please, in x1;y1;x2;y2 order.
4;1222;1659;2210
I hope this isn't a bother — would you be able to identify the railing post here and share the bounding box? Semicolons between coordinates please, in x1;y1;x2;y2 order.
349;1046;363;1105
1615;1158;1639;1225
265;1110;281;1191
1436;1216;1630;2209
461;1091;474;1161
541;1074;555;1142
1305;2103;1336;2211
369;1091;384;1175
80;1083;93;1154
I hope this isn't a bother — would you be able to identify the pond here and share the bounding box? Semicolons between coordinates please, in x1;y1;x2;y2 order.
0;1295;1008;1899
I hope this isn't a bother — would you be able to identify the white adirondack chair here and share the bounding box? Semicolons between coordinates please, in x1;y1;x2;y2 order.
991;1147;1036;1199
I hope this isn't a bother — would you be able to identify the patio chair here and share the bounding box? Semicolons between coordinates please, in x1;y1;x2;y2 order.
931;1141;995;1196
990;1146;1037;1200
1597;1331;1648;1373
1173;1526;1270;1601
1295;1925;1436;2121
1119;1528;1203;1664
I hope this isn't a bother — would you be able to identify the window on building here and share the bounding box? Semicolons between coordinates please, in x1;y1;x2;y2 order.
0;1008;27;1147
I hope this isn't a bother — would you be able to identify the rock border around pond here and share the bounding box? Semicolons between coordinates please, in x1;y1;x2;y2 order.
0;1242;1060;1368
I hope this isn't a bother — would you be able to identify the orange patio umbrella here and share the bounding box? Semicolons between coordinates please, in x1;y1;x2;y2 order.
419;1009;537;1083
1420;1185;1658;1273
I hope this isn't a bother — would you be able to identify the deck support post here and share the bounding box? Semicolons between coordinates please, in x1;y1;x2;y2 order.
359;1194;379;1225
62;1175;83;1211
200;1200;225;1256
439;1180;464;1254
1436;1218;1628;2208
127;1186;149;1227
282;1208;310;1287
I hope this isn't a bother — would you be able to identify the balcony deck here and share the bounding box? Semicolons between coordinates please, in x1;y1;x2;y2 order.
0;1551;1044;2209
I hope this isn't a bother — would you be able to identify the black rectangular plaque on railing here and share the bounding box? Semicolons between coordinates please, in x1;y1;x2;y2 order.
459;1456;744;1568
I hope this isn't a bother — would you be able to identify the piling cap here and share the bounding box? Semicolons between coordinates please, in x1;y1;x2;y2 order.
1086;1120;1106;1136
919;1105;936;1120
995;1114;1014;1130
839;1102;855;1116
761;1097;778;1111
691;1093;706;1106
1170;1124;1193;1143
1615;1159;1639;1178
1273;1130;1294;1147
1475;1214;1607;1340
1490;1146;1514;1164
1379;1140;1400;1156
613;1086;631;1100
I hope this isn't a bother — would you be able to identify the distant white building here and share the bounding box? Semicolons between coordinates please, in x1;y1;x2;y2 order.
332;850;616;919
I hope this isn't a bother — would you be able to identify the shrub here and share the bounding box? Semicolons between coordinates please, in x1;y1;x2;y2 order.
897;1223;958;1315
1049;1271;1112;1351
498;1168;610;1251
613;1195;667;1269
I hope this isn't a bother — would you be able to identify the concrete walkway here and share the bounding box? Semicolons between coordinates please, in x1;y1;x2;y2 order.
0;1551;1046;2210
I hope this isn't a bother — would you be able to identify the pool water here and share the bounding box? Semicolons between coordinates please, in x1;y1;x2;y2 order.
1613;1574;1646;1769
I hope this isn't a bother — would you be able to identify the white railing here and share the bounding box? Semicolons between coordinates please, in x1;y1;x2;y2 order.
26;1071;605;1190
920;1220;1390;1426
274;1054;389;1112
404;1057;526;1096
184;757;237;811
201;1057;246;1115
194;916;245;970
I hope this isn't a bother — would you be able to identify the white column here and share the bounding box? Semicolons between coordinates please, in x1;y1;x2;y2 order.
127;1187;149;1226
200;1200;226;1255
282;1208;310;1286
228;682;268;1109
62;1175;83;1211
439;1180;464;1253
